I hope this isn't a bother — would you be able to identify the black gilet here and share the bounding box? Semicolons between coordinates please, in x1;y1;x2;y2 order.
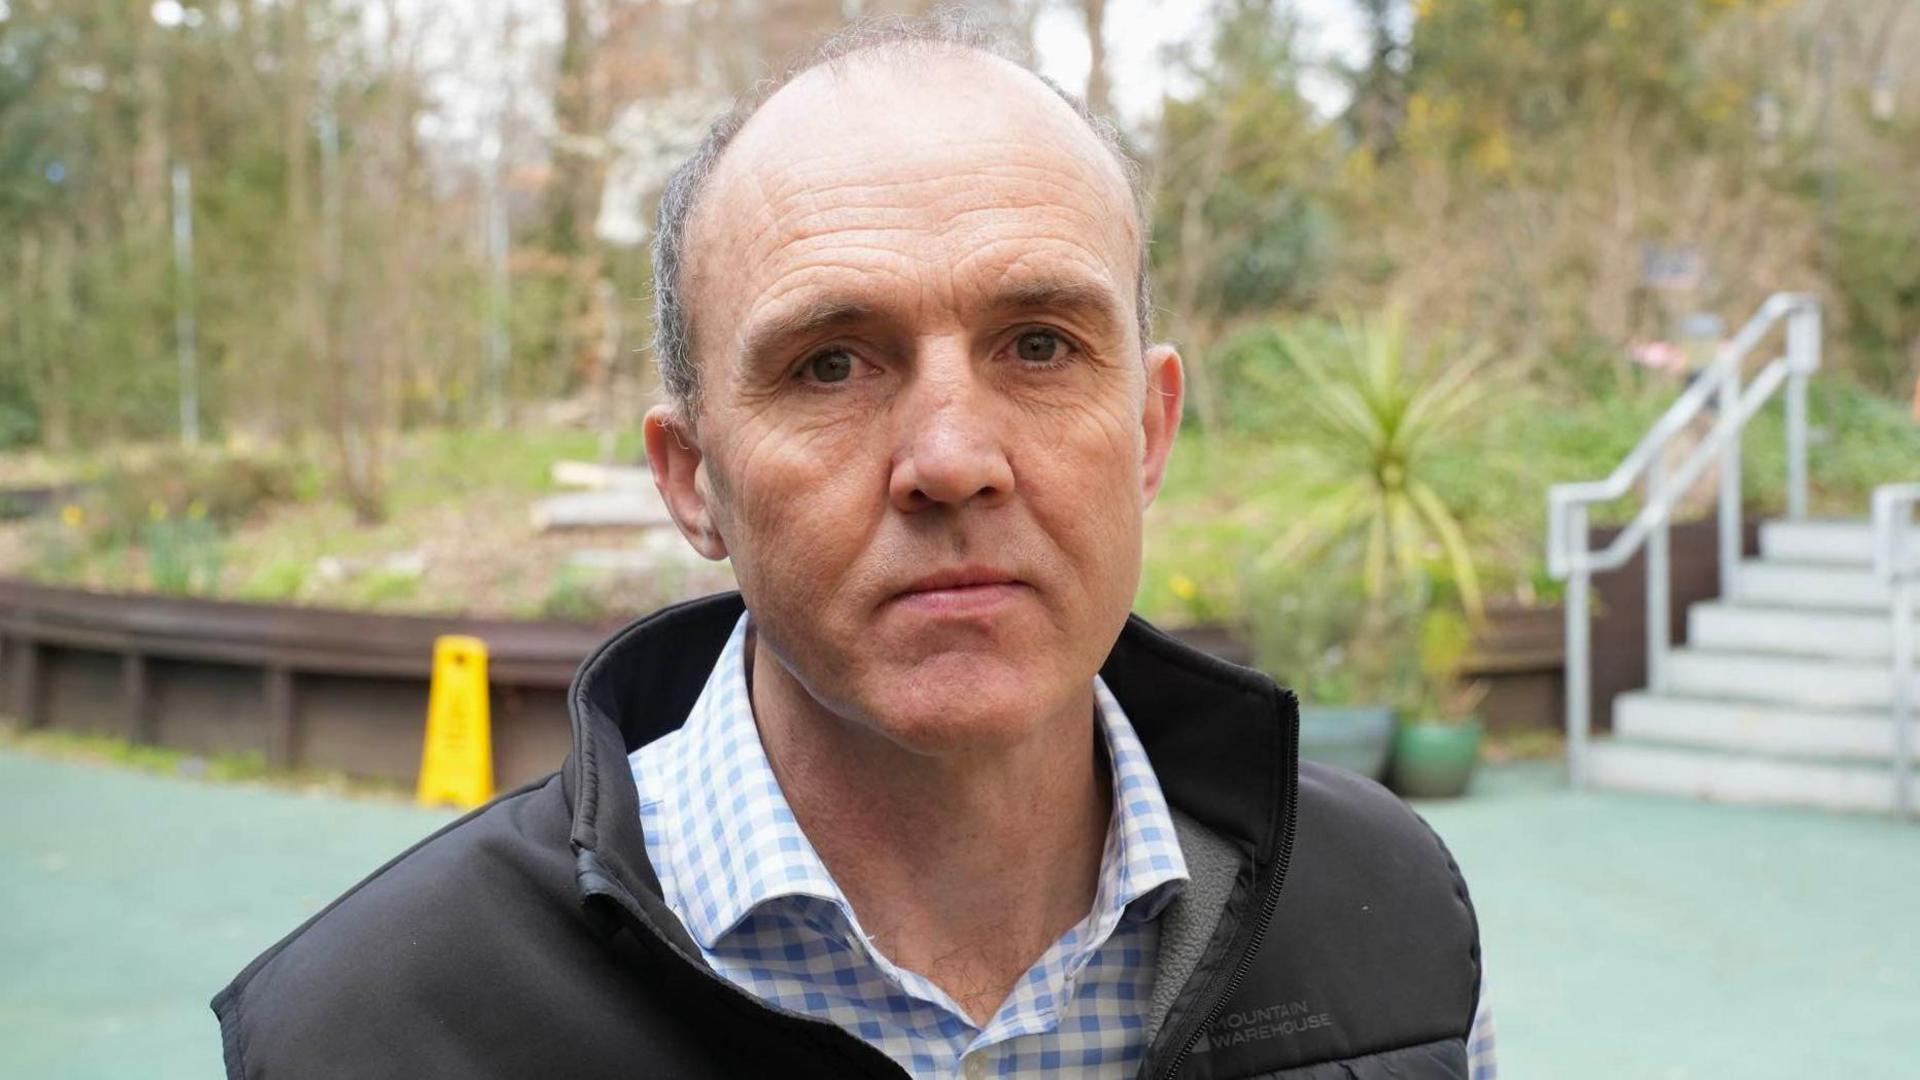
214;592;1481;1079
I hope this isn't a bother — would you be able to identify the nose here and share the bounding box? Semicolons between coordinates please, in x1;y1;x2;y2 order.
887;348;1015;513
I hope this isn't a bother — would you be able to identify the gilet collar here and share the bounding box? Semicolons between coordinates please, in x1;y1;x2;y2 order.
560;592;1297;948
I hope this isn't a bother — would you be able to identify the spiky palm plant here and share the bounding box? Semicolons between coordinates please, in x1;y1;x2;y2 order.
1256;306;1490;621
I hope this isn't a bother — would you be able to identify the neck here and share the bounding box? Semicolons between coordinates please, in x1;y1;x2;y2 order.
750;634;1111;1025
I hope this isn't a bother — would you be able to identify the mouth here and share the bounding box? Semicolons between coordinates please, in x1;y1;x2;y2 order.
888;565;1029;615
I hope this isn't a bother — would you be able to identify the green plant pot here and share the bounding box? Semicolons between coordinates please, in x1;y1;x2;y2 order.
1299;705;1396;781
1389;719;1483;799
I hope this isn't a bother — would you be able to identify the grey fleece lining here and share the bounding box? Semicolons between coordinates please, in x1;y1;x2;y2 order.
1146;808;1244;1045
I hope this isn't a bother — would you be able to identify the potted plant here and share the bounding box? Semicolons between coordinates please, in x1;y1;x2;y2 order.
1240;307;1494;783
1389;608;1486;799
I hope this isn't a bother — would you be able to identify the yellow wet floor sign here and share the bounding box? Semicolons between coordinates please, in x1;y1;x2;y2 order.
417;635;495;809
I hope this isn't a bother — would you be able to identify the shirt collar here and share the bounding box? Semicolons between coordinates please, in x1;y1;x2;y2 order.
645;611;1189;951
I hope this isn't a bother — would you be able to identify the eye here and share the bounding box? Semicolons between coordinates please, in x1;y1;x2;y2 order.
1014;330;1068;365
801;348;854;384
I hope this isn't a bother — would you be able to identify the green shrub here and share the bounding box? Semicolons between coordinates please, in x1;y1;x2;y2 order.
88;450;296;543
141;513;223;594
1244;542;1425;710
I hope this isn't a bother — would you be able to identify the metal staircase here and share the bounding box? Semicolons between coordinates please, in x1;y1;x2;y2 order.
1547;294;1920;816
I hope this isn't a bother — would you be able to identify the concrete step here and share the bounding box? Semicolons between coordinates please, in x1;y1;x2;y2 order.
1760;518;1920;567
1730;560;1891;610
1665;649;1915;710
1687;601;1912;662
1613;692;1902;760
1585;740;1906;814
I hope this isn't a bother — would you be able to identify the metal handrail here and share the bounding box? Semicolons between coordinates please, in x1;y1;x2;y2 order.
1872;483;1920;818
1547;293;1822;787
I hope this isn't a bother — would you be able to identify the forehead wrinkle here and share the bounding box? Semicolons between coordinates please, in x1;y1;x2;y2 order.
750;233;947;307
754;144;1130;251
750;186;1129;319
937;200;1126;268
728;257;927;352
765;204;938;259
933;148;1135;244
958;239;1123;303
721;171;943;273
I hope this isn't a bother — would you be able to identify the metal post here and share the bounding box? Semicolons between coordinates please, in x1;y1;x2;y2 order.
482;134;510;428
170;163;199;447
1785;302;1820;521
1817;33;1836;265
1647;455;1671;694
1785;369;1808;521
1894;575;1913;819
1718;375;1742;598
594;277;620;467
1566;505;1592;789
1894;501;1915;819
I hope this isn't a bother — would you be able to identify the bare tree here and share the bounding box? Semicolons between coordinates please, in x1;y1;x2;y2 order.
1080;0;1111;118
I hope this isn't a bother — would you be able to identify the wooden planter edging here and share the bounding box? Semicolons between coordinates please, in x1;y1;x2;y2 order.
0;578;614;788
0;578;1594;786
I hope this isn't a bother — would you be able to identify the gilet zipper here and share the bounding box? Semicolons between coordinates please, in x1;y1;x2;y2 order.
1156;700;1301;1079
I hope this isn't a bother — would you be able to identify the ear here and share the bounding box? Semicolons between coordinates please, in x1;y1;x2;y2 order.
1139;344;1184;505
643;404;730;560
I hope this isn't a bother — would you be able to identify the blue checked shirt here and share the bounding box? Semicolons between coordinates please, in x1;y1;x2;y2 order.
630;612;1496;1079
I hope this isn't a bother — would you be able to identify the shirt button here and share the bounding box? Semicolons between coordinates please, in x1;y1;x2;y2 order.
963;1055;987;1080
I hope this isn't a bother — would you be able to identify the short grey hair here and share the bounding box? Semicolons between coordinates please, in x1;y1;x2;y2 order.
650;9;1153;417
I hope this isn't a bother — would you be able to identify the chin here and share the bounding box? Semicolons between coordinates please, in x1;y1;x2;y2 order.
856;654;1073;755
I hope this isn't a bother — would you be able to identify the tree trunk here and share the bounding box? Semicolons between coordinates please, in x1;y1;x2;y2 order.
546;0;594;258
129;0;171;236
1168;114;1234;434
1081;0;1111;118
41;232;76;451
285;0;321;444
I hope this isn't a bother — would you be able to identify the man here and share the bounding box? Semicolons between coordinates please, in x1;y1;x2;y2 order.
214;17;1489;1080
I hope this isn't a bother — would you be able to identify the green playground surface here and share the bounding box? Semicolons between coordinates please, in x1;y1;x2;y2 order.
3;747;1916;1079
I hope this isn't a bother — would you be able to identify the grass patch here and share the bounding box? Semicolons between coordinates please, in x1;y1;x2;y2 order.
382;427;645;514
0;720;413;801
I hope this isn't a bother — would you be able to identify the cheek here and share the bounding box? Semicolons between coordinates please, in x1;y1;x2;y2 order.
710;419;886;605
1017;400;1146;585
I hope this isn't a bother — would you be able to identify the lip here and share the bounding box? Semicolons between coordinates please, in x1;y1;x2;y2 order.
888;566;1028;615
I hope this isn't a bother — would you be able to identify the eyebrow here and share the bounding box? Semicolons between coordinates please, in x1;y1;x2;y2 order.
990;279;1125;331
737;300;877;381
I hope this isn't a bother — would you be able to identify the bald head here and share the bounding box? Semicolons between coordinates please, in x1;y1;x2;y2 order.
650;18;1152;417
